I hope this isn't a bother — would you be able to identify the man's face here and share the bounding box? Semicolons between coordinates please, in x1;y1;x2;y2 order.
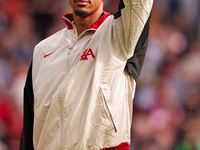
68;0;103;17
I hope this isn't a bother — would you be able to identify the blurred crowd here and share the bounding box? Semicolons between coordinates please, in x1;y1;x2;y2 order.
0;0;200;150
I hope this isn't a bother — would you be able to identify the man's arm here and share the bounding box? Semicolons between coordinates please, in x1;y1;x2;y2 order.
125;12;152;81
113;0;153;58
112;0;153;80
20;62;34;150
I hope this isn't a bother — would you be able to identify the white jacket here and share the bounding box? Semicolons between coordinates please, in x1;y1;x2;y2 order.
20;0;153;149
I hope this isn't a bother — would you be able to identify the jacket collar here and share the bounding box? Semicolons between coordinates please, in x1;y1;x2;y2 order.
62;11;110;30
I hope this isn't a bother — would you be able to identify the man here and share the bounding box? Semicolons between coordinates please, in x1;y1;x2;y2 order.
20;0;153;149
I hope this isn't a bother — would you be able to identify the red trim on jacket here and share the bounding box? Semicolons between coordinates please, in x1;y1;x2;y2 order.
101;143;129;150
62;11;110;30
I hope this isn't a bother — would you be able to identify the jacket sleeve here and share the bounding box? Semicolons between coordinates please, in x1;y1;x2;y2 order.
113;0;153;59
124;12;152;81
19;62;34;150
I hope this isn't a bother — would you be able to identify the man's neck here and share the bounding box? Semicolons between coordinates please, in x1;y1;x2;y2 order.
73;7;103;35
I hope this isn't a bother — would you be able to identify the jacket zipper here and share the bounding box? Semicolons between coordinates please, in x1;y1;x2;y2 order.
100;87;117;133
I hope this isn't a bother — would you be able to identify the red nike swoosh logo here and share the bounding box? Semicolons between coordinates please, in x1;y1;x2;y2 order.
44;51;56;58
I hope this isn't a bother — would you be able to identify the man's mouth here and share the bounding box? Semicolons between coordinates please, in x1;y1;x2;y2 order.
74;0;91;6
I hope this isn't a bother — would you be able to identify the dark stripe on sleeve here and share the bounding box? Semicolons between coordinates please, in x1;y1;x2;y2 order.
124;12;152;81
20;62;34;150
113;0;125;19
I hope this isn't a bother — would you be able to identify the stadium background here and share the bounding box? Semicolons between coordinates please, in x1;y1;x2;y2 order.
0;0;200;149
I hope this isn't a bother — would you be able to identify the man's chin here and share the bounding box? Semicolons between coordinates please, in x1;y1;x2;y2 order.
74;10;89;18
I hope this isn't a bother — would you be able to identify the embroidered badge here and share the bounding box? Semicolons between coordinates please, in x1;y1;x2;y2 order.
80;48;95;61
